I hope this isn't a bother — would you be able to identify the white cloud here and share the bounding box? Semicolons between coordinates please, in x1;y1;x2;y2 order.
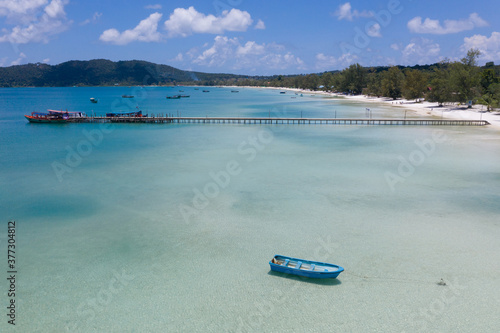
145;4;162;10
366;23;381;37
173;53;183;61
260;52;305;71
80;11;102;26
0;0;71;44
185;36;304;72
390;43;400;51
236;41;265;56
401;38;441;64
0;0;47;17
315;52;359;71
10;52;27;65
164;7;253;37
462;32;500;62
100;12;163;45
408;13;488;35
255;19;265;30
42;58;50;63
333;2;373;21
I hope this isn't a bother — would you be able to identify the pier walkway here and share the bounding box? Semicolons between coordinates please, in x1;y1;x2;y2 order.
77;116;490;126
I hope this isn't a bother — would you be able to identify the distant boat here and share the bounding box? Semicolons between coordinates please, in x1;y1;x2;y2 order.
90;97;98;103
166;95;181;99
280;91;286;94
231;90;239;93
179;95;190;98
106;110;145;117
269;255;344;279
122;95;134;98
202;90;210;92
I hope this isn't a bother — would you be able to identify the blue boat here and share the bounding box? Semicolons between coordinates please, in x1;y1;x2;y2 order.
269;255;344;279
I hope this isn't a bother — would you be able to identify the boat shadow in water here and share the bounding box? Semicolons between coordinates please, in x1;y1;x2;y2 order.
267;270;342;286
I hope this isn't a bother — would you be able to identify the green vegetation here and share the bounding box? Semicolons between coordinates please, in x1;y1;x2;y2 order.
1;49;499;110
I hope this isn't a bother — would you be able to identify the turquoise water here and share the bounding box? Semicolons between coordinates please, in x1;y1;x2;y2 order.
1;87;499;332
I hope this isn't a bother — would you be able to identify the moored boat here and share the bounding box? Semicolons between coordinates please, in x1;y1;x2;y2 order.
25;109;86;123
122;95;134;98
166;95;181;99
90;97;98;103
106;110;146;117
48;109;86;118
24;112;68;123
269;255;344;279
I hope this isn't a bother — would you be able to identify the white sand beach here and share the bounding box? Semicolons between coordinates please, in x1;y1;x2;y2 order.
278;86;500;130
342;94;500;130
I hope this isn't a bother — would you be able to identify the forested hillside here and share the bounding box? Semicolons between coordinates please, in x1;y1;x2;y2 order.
2;51;499;109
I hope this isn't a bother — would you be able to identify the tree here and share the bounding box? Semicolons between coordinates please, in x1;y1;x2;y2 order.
480;68;499;92
301;74;319;90
381;66;405;99
365;71;381;96
449;48;482;106
478;83;500;111
342;63;366;94
321;72;334;91
427;65;452;106
403;69;428;101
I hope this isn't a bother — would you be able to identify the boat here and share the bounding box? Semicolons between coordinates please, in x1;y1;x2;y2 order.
122;95;134;98
280;91;286;94
166;95;181;99
179;95;190;98
202;90;210;92
269;255;344;279
24;111;68;123
231;90;239;93
90;97;98;103
106;110;146;117
48;109;86;118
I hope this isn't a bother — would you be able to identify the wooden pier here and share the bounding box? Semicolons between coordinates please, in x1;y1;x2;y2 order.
76;116;490;126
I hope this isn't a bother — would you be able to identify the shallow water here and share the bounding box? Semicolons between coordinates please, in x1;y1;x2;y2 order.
1;87;499;332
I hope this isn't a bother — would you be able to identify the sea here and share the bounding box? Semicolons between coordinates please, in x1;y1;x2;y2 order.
0;86;499;332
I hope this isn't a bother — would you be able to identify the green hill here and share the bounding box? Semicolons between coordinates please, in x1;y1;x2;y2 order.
0;59;246;87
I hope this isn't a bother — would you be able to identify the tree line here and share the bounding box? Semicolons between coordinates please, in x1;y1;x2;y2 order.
233;49;498;110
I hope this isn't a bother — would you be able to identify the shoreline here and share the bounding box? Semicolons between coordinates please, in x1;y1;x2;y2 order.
260;86;500;131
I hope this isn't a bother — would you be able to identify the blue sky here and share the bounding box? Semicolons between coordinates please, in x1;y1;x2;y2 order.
1;0;499;75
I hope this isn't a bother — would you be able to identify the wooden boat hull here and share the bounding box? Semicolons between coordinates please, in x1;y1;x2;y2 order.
269;255;344;279
24;115;68;123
